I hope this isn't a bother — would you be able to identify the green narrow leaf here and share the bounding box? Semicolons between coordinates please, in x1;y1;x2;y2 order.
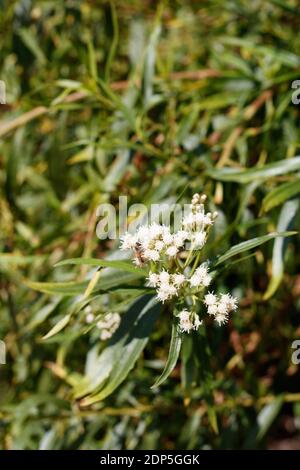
261;178;300;213
264;200;299;300
207;156;300;183
0;253;46;265
43;314;71;340
80;295;160;405
152;321;182;389
256;397;283;442
18;28;47;64
55;258;147;276
214;231;297;266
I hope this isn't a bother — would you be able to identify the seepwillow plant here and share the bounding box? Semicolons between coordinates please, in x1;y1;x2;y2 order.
44;192;296;413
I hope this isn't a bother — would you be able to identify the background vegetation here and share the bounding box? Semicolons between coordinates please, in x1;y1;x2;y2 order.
0;0;300;450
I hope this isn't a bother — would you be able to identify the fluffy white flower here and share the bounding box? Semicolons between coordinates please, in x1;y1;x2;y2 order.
205;292;238;323
155;240;164;251
219;293;238;311
190;264;211;288
202;274;212;287
220;293;231;304
195;212;205;226
120;232;137;250
172;273;185;287
159;270;170;283
148;272;159;287
217;302;228;315
204;292;217;306
192;231;206;248
162;231;174;245
143;249;160;262
178;309;194;333
189;273;202;287
203;213;213;226
207;304;218;316
178;309;190;322
195;264;208;278
182;213;195;230
214;312;228;326
156;283;177;302
166;245;178;257
174;230;189;247
137;225;150;240
149;223;163;238
178;309;202;333
193;313;202;330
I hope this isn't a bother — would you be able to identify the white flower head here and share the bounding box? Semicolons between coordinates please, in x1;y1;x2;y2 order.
219;293;238;312
172;273;185;287
162;231;174;245
174;230;189;247
159;270;170;284
166;245;178;257
156;283;177;303
120;232;137;250
217;302;228;315
192;231;206;248
195;264;209;278
190;273;203;288
178;309;194;333
135;226;149;242
214;312;228;326
204;292;217;306
148;272;159;287
143;249;160;262
193;313;203;330
178;309;202;333
202;274;212;287
155;240;164;252
97;312;121;340
149;222;163;239
207;304;218;316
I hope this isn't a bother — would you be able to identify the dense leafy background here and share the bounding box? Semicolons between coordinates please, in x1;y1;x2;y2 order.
0;0;300;450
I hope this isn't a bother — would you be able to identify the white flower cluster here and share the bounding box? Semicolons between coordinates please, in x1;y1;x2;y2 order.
182;193;218;249
119;194;238;332
189;264;212;288
120;193;218;264
96;312;121;340
177;309;202;333
148;270;186;302
147;263;212;303
204;292;238;325
121;223;188;264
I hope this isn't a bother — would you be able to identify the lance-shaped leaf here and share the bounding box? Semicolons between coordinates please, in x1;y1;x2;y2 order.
264;200;299;300
207;156;300;183
152;321;182;389
214;231;297;267
261;178;300;213
80;295;160;405
55;258;147;276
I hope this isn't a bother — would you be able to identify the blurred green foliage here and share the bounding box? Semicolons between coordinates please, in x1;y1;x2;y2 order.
0;0;300;450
